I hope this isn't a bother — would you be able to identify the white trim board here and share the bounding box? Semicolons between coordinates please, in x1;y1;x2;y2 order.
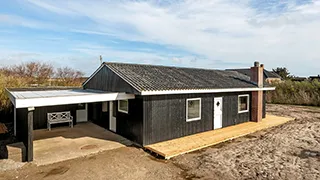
11;92;135;108
140;87;276;96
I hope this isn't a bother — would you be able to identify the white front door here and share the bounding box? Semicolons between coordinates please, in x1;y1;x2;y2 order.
109;101;116;132
76;104;88;122
214;97;223;129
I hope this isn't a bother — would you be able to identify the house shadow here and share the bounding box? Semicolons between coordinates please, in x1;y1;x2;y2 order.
0;122;23;161
4;142;26;162
2;122;133;164
0;142;8;159
33;122;132;146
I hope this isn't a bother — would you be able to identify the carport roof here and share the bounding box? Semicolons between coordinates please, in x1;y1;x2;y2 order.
6;88;135;108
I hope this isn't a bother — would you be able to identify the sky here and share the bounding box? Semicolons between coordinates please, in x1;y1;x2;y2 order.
0;0;319;76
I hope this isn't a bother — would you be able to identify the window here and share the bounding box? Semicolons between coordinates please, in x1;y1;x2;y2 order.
118;100;129;113
186;98;201;122
78;103;85;110
238;95;249;113
102;102;108;112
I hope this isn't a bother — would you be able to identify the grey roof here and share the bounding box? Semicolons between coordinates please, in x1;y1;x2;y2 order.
105;62;259;92
227;68;282;79
264;70;282;79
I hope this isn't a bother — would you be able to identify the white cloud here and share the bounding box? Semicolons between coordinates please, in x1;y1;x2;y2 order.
5;0;320;76
70;43;207;69
0;14;53;29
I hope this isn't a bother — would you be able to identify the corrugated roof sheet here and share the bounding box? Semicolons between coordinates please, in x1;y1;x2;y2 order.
105;62;259;92
227;68;282;79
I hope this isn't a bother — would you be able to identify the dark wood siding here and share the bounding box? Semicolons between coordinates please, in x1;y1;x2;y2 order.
16;108;28;143
83;66;139;94
219;92;251;127
88;102;109;129
143;94;212;145
116;98;144;145
16;108;30;162
32;104;79;130
142;92;251;145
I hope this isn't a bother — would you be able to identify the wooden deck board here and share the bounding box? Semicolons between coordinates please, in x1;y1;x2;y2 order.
145;115;293;159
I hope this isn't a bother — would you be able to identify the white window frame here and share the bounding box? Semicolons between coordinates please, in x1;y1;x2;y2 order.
186;98;201;122
118;99;129;114
238;94;250;113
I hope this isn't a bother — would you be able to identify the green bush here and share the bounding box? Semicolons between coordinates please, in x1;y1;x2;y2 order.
266;80;320;106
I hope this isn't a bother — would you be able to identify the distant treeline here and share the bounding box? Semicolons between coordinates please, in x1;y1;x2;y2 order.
0;61;85;113
266;80;320;106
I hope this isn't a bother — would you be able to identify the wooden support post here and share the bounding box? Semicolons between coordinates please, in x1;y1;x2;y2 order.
27;107;34;162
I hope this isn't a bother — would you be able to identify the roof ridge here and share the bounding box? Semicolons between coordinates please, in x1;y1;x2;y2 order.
104;61;228;72
104;63;144;92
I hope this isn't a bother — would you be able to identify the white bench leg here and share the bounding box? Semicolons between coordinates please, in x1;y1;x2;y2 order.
70;121;73;128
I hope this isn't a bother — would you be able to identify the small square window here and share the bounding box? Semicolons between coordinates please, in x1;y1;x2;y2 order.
238;95;249;113
186;98;201;122
118;100;128;114
102;102;108;112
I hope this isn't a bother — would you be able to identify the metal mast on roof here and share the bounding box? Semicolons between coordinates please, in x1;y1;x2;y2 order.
100;55;103;64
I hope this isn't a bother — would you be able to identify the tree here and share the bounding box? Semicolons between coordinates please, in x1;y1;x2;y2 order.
272;67;290;80
3;62;54;84
55;67;85;86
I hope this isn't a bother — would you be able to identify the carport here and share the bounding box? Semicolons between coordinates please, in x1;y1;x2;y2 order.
6;88;135;162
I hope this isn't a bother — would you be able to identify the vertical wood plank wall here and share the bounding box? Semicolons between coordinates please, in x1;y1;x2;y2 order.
32;104;79;129
88;102;109;129
16;108;29;162
263;91;266;118
142;92;251;145
83;66;139;94
116;98;144;145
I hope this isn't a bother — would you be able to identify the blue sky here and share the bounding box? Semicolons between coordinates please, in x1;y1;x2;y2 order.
0;0;319;76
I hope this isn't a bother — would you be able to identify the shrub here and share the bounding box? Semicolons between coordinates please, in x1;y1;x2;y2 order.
0;72;27;112
266;80;320;106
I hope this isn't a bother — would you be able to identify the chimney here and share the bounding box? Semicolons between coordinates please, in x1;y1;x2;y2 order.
250;61;264;88
250;61;264;122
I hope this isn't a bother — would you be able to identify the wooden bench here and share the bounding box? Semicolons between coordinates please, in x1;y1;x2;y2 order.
47;111;73;131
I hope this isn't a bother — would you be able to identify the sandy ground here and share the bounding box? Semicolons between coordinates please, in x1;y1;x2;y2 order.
0;104;319;180
172;104;320;179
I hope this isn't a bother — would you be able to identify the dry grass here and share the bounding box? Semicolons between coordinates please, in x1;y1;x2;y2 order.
0;73;27;112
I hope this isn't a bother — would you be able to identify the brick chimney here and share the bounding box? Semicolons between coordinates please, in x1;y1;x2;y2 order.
251;61;264;122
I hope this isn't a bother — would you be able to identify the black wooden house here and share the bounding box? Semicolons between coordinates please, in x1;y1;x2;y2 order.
7;61;274;162
83;61;274;145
